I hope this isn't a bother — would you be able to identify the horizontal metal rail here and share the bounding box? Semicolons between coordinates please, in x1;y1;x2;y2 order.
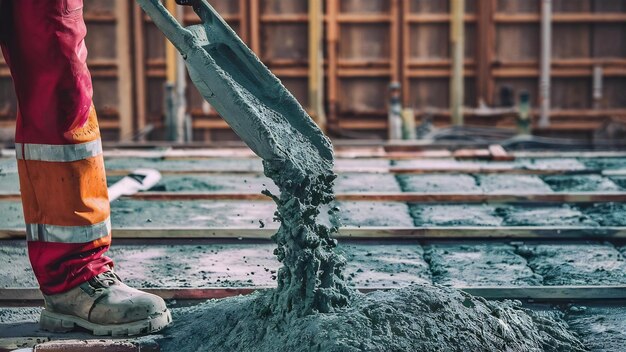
2;226;626;240
2;285;626;303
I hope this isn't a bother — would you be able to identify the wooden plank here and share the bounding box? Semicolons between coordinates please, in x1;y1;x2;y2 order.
116;0;134;141
98;166;602;176
325;0;339;127
476;0;495;105
4;191;623;203
3;285;626;303
488;144;514;161
495;13;626;23
450;0;465;126
3;226;626;240
308;0;326;130
132;3;147;142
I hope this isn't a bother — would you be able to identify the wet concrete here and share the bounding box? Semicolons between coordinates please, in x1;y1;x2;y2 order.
518;158;586;171
582;203;626;226
397;174;480;193
542;175;622;192
424;242;542;286
516;242;626;285
410;204;503;226
148;174;277;194
476;175;553;193
334;173;400;193
333;158;390;172
566;305;626;352
0;307;42;324
337;242;431;287
0;173;19;193
609;176;626;189
0;157;17;174
335;201;414;227
0;244;37;287
580;157;626;170
0;201;25;229
105;158;265;173
7;240;626;290
496;204;599;227
392;159;517;171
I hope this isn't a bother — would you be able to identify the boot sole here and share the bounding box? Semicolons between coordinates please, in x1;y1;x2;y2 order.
40;308;172;337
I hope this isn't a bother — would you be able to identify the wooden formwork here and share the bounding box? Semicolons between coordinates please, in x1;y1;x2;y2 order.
0;0;134;141
133;0;247;141
401;0;478;128
326;0;401;135
492;0;626;134
249;0;311;114
0;0;624;142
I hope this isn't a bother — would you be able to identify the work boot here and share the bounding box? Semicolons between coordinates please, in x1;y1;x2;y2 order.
40;270;172;336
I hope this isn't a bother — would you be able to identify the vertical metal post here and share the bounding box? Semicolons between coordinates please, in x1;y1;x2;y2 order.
388;82;403;140
538;0;552;128
175;5;189;142
164;1;187;142
309;0;327;131
450;0;465;126
593;65;603;110
517;91;531;135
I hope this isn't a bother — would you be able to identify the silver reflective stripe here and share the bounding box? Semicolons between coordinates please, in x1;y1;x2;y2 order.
15;139;102;162
15;144;23;160
25;217;111;243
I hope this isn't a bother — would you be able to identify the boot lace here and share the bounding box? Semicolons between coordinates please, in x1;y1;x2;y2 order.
88;270;119;288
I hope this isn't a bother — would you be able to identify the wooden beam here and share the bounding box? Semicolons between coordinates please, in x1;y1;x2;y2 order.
5;191;625;203
308;0;327;131
132;3;147;142
3;226;626;241
405;14;477;23
326;0;339;126
116;0;134;141
476;0;495;106
450;0;465;126
494;13;626;23
249;0;261;54
3;285;626;303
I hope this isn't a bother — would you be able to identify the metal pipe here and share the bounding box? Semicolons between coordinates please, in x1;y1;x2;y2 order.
593;64;603;110
388;82;403;140
538;0;552;128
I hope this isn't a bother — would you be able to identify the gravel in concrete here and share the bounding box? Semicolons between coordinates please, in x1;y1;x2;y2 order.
566;305;626;352
424;242;542;286
338;242;431;287
516;242;626;285
542;175;621;192
476;175;553;193
410;204;503;226
397;174;480;193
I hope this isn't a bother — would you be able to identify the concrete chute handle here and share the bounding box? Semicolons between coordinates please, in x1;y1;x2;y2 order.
135;0;194;54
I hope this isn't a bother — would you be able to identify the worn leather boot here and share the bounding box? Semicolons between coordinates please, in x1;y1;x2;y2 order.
40;271;172;336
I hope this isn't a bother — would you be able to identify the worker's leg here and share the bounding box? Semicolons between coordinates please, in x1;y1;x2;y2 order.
0;0;170;335
1;0;112;296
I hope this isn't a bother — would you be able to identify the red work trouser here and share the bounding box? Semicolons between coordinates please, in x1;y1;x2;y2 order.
0;0;113;295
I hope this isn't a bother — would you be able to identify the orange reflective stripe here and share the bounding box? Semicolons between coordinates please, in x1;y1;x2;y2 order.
18;154;110;227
